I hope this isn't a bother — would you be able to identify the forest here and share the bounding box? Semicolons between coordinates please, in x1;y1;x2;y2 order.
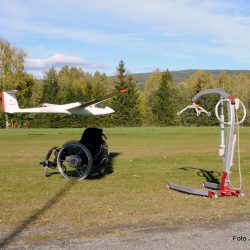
1;38;250;128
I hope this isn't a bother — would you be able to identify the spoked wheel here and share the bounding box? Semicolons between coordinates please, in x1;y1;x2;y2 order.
57;142;93;180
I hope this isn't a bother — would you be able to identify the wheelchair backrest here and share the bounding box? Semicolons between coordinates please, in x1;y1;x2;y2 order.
80;128;106;148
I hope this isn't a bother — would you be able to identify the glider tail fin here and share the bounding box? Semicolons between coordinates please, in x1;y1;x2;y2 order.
2;91;20;113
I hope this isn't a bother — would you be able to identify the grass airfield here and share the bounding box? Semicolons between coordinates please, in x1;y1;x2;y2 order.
0;127;250;245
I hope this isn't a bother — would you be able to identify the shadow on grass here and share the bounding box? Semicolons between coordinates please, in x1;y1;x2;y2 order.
105;152;119;175
0;181;76;249
0;152;120;248
177;167;221;184
87;152;120;179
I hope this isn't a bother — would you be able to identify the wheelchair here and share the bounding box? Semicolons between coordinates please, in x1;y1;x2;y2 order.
40;128;109;180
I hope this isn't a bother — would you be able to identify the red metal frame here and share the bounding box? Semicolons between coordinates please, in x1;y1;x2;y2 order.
207;171;241;198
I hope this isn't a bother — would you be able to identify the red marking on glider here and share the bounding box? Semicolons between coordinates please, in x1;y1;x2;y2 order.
119;88;128;93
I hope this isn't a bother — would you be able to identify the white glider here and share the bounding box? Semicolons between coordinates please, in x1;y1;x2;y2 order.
1;88;128;116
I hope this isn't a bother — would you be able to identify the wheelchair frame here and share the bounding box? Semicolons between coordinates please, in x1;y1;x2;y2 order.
40;140;108;180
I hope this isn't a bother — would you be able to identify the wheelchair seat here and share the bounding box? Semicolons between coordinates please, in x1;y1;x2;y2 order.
40;128;109;180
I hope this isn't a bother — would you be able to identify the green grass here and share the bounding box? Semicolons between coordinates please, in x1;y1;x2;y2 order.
1;127;250;240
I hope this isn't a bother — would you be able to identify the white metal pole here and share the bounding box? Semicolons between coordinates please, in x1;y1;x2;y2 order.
219;97;225;157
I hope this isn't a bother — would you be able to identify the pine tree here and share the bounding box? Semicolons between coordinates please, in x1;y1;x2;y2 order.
112;60;142;126
42;67;59;103
143;69;162;125
151;70;175;125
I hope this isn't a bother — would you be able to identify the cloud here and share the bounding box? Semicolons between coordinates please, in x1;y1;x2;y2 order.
2;0;250;69
70;0;250;63
25;53;110;71
4;1;250;50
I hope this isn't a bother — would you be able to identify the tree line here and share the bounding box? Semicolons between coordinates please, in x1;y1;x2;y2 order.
1;38;250;128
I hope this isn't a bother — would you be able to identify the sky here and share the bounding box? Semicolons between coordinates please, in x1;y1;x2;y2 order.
1;0;250;78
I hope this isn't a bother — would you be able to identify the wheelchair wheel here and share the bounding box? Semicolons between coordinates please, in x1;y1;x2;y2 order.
57;142;93;180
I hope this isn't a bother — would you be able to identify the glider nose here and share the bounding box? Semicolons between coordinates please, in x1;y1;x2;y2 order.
105;106;115;114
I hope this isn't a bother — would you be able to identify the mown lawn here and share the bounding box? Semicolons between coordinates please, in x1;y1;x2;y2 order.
0;127;250;242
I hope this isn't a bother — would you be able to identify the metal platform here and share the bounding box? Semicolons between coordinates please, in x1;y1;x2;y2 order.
167;182;212;197
202;182;221;190
167;181;243;198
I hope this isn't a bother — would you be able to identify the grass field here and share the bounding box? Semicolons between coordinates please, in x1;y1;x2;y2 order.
1;127;250;244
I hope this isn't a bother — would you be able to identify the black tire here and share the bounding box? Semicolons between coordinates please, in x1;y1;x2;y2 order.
57;142;93;180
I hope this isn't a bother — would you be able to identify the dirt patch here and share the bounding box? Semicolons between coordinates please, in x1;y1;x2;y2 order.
1;215;250;249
